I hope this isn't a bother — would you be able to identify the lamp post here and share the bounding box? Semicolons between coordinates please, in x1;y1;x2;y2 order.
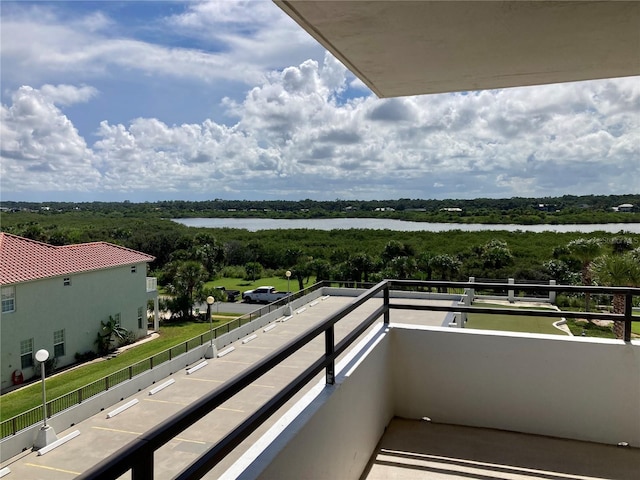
33;349;57;449
204;295;216;359
285;270;293;316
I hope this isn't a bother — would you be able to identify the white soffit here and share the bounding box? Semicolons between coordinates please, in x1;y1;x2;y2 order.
275;1;640;97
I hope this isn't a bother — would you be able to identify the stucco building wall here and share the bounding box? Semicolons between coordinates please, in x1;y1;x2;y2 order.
1;262;150;390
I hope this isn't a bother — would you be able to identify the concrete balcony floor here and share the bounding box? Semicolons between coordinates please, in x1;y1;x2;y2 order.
363;418;639;480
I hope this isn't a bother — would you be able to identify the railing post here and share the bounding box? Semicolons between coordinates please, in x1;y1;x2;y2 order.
549;280;557;304
624;293;633;342
131;444;154;480
78;389;83;404
129;366;133;380
384;285;390;325
325;325;335;385
105;377;110;391
468;276;475;302
508;278;515;303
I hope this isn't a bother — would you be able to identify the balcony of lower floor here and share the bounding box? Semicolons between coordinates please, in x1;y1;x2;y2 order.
146;276;157;294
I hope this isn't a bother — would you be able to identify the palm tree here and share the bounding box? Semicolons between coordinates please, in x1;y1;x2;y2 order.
95;316;129;355
168;261;209;318
567;238;603;311
590;252;640;339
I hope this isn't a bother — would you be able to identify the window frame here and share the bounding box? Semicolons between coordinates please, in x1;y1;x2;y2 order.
137;307;144;329
63;277;71;286
20;338;34;369
1;285;15;313
54;329;65;358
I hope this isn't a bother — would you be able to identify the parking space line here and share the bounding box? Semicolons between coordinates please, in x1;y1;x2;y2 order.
144;398;189;406
218;406;245;413
93;426;140;435
25;463;81;475
249;383;275;389
184;377;223;383
92;426;208;445
174;437;207;445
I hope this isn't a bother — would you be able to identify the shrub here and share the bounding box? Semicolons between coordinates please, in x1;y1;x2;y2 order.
75;351;98;362
221;265;246;278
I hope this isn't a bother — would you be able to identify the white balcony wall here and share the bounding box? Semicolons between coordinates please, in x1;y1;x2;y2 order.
227;325;640;480
392;325;640;446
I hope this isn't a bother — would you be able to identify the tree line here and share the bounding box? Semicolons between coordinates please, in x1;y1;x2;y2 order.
1;193;638;224
2;209;638;334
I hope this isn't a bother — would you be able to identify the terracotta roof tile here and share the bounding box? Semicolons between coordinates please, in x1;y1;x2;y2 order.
0;233;155;285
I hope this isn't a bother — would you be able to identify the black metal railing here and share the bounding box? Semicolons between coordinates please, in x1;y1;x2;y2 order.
0;282;327;439
76;280;638;479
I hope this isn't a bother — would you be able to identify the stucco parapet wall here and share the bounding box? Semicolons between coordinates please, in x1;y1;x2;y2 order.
391;324;640;447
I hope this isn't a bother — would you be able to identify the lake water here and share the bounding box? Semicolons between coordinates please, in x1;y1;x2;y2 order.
172;217;640;234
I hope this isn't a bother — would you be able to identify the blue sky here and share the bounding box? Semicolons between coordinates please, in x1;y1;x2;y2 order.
1;1;639;202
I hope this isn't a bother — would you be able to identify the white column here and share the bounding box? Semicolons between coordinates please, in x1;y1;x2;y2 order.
508;278;515;303
154;296;160;332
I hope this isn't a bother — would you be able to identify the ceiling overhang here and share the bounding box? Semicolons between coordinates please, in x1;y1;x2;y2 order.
275;1;640;97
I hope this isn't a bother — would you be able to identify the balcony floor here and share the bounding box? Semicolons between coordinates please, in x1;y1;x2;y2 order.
362;418;639;480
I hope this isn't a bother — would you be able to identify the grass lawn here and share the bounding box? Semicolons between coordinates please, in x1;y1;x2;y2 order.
563;309;639;338
565;319;616;339
205;276;317;296
1;318;236;421
466;303;564;336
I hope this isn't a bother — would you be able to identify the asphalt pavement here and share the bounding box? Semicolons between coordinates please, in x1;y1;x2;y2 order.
195;300;259;315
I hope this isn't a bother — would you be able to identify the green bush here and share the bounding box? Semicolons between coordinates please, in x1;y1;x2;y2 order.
221;265;246;278
556;294;587;310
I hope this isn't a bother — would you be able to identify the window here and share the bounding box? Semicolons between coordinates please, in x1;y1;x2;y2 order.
63;277;71;286
131;265;137;273
1;286;15;313
137;307;144;329
54;330;65;357
20;338;33;369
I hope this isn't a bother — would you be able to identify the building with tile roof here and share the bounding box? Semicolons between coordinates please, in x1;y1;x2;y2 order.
0;233;157;391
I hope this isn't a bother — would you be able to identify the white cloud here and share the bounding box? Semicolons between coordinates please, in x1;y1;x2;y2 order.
39;84;98;106
0;1;638;201
0;86;101;193
0;1;323;88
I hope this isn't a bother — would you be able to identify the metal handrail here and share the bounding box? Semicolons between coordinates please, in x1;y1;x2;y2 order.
76;280;638;479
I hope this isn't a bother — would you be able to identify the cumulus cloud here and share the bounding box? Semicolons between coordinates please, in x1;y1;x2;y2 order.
0;86;101;193
0;2;638;201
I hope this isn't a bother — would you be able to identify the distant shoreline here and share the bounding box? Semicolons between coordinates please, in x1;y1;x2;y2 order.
172;217;640;234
